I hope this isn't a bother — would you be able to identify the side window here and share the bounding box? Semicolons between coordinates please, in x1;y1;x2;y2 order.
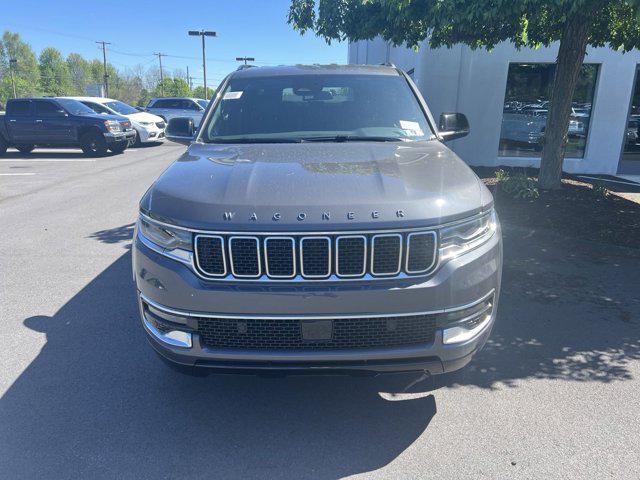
183;100;199;110
83;102;109;114
6;100;31;116
34;101;66;116
152;99;167;108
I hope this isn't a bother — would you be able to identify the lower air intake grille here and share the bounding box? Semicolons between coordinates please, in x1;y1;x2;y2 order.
197;314;437;350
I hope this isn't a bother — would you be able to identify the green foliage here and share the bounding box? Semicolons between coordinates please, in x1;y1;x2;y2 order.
152;77;192;98
66;53;91;95
191;85;215;99
591;180;610;198
39;47;72;96
0;31;40;101
496;169;540;200
288;1;640;52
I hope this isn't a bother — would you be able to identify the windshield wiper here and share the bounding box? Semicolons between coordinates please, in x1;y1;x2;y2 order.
300;135;405;143
207;138;303;144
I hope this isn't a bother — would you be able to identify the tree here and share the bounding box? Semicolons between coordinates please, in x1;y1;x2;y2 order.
288;0;640;189
151;77;191;98
0;31;40;102
39;47;72;96
192;85;215;99
66;53;91;94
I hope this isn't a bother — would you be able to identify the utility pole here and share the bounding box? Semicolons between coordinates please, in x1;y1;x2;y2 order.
96;41;111;96
236;57;255;66
9;58;17;98
154;52;166;96
188;30;217;100
186;65;193;90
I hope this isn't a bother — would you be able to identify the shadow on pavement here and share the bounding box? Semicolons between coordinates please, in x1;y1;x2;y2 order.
2;150;116;159
2;222;639;478
88;223;135;245
0;250;437;479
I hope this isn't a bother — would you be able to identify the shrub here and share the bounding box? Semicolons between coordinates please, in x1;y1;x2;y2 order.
495;169;540;200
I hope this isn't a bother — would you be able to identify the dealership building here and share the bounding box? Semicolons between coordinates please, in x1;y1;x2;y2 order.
349;39;640;175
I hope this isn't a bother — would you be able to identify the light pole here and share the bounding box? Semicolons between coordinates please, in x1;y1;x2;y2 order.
9;58;17;98
154;53;166;96
188;30;217;100
236;56;255;66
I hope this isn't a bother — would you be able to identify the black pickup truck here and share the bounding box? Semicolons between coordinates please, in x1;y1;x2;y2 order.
0;97;135;157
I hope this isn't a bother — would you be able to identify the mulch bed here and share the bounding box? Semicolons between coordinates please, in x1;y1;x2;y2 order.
473;166;640;249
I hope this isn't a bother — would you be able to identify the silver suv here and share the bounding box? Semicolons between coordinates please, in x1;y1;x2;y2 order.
133;65;502;376
145;97;208;126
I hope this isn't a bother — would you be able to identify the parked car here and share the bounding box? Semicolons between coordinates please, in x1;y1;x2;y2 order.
145;97;207;126
0;97;133;156
627;118;639;146
134;64;502;377
66;96;166;146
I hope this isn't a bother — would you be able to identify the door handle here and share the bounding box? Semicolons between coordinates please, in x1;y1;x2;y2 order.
9;119;16;122
35;119;43;123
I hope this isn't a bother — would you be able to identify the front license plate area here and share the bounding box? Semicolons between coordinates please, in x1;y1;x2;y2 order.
301;320;333;341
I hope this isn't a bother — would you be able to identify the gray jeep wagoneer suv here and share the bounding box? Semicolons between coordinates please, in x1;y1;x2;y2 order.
133;64;502;376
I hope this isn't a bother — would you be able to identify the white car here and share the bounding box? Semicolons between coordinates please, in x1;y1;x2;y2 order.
145;97;208;127
66;97;166;146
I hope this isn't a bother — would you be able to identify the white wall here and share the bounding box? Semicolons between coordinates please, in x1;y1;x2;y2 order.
349;40;640;175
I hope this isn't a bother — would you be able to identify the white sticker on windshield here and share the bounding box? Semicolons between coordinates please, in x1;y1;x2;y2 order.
400;120;423;136
223;91;243;100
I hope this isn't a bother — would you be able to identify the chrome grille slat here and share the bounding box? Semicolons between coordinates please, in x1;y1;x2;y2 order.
229;236;261;278
371;234;402;276
192;229;438;281
336;235;366;277
264;237;296;278
406;232;437;274
300;236;331;278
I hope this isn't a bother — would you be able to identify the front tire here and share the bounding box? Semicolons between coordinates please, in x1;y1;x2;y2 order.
133;130;143;147
0;135;7;156
109;143;128;154
16;144;35;154
80;131;108;157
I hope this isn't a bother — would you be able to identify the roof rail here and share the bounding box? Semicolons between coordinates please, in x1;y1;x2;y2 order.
379;62;396;68
236;64;256;70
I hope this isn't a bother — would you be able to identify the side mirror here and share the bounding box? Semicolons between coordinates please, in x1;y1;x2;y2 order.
166;117;195;145
439;112;469;141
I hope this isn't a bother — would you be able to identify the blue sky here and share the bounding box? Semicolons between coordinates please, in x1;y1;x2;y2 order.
1;0;347;87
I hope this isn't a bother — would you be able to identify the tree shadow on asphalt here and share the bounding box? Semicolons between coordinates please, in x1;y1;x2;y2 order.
88;223;135;245
0;250;437;479
2;150;117;159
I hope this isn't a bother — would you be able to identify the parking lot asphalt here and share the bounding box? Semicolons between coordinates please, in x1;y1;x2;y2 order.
1;144;639;479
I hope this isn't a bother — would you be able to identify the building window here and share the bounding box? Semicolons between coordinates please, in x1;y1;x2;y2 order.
499;63;599;158
620;67;640;168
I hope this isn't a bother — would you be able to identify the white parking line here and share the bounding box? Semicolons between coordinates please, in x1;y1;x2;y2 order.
0;159;96;162
0;173;37;176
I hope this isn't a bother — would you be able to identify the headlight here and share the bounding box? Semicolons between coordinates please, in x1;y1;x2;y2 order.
138;214;192;252
104;120;121;133
139;121;153;126
439;209;497;260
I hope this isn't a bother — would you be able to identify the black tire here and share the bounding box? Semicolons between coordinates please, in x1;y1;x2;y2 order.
0;135;7;156
16;144;35;154
80;131;108;157
109;143;128;154
133;130;143;147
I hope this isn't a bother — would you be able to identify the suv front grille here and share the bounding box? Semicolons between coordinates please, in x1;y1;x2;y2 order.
194;230;437;281
197;314;437;350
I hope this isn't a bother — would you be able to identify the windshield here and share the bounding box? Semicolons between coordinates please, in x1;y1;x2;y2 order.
201;74;433;143
56;98;98;115
105;100;138;115
197;99;208;109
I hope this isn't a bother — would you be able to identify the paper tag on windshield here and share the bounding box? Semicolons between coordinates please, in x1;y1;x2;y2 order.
223;91;243;100
400;120;424;136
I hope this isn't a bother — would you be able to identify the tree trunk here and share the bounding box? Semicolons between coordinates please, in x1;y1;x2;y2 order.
538;14;590;190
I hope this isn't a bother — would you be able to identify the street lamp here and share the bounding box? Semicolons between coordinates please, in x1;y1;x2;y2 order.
236;57;255;66
188;30;217;100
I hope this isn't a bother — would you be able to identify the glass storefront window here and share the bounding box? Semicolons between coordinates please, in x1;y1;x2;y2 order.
620;67;640;169
499;63;599;158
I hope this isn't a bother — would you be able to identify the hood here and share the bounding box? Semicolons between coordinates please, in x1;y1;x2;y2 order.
127;111;163;123
141;141;492;230
84;112;126;123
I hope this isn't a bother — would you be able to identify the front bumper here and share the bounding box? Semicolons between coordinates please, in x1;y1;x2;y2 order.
104;131;129;144
136;126;166;143
133;228;502;375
